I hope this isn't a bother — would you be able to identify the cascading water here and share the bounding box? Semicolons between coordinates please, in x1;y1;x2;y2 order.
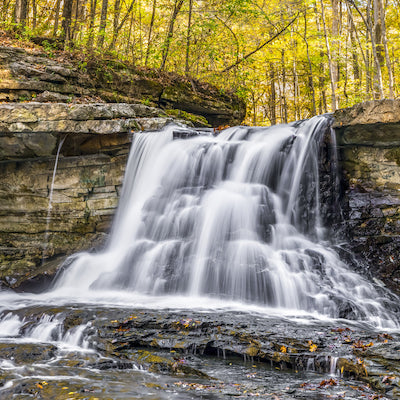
1;116;400;399
51;116;399;327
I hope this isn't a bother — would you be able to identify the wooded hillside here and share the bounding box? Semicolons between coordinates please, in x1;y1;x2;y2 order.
3;0;399;125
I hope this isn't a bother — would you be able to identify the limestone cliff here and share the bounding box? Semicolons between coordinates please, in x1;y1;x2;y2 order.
334;100;400;294
0;102;190;289
0;45;245;127
2;98;400;294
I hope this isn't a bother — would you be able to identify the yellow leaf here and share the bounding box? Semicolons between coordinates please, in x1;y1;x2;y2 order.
309;344;318;352
280;345;287;353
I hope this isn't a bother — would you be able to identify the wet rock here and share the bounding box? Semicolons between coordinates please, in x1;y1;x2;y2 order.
0;343;57;364
333;100;400;295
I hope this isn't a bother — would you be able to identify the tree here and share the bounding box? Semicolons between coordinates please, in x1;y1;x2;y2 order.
160;0;185;71
97;0;109;49
13;0;28;28
61;0;74;46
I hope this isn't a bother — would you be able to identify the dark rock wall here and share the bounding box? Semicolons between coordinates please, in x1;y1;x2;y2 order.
334;100;400;294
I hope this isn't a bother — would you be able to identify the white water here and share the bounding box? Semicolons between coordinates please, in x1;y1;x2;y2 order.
0;117;399;333
39;116;396;328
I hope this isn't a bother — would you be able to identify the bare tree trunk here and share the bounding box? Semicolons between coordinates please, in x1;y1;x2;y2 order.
185;0;193;75
351;0;384;98
62;0;74;46
53;0;62;37
251;91;257;126
331;0;340;105
345;1;366;90
112;0;121;47
145;0;156;66
126;5;134;61
87;0;97;49
32;0;37;28
269;63;277;125
160;0;185;71
13;0;28;27
303;9;316;116
373;0;384;65
319;0;338;111
380;1;394;98
160;0;184;71
97;0;109;49
71;0;82;42
281;50;288;123
293;57;299;120
109;0;136;50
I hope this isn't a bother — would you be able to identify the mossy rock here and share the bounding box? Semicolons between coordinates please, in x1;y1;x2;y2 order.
165;109;210;127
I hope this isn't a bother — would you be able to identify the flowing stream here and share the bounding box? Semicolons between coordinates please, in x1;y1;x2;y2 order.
1;116;400;398
52;115;399;327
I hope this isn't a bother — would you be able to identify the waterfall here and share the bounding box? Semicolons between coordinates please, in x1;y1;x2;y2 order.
42;135;67;264
52;116;399;326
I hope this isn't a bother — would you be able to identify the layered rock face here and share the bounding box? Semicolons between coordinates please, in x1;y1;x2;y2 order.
2;98;400;294
0;102;185;289
0;45;245;127
334;100;400;294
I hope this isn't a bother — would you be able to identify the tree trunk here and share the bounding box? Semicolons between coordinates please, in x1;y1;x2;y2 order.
87;0;97;49
62;0;74;46
32;0;37;28
97;0;109;49
345;2;366;89
160;0;185;71
269;63;277;125
185;0;193;75
331;0;340;104
109;0;121;50
71;0;81;42
373;0;384;66
303;9;316;116
109;0;136;50
13;0;28;27
53;0;62;37
380;0;394;98
319;0;338;111
145;0;156;66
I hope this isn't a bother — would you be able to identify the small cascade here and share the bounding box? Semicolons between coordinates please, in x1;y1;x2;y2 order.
27;314;63;341
50;117;399;327
42;135;67;264
0;313;23;337
62;322;91;348
329;356;338;376
0;310;93;350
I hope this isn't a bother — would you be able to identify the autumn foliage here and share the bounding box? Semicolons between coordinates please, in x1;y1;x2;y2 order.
2;0;399;125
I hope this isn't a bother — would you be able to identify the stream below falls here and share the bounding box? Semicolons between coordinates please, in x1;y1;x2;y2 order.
1;116;400;398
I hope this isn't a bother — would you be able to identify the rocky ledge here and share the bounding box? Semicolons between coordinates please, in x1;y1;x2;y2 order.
334;100;400;294
0;44;245;127
2;306;398;399
0;102;192;289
